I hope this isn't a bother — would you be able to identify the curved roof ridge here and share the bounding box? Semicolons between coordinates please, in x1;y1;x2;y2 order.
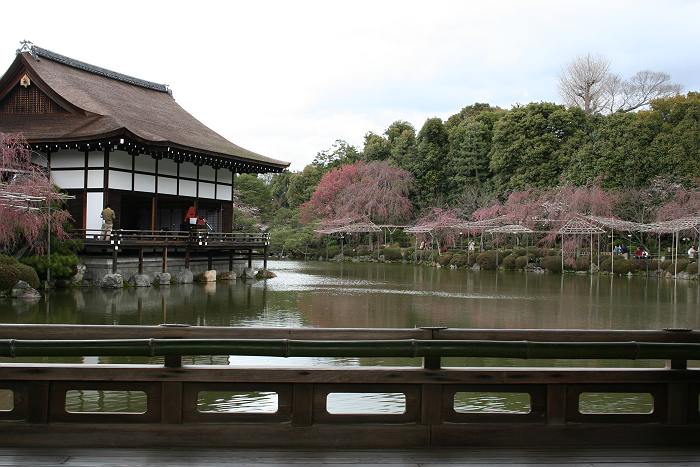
29;45;171;94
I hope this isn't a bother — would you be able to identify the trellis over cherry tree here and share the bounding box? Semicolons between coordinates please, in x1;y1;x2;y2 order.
314;208;699;276
0;134;74;282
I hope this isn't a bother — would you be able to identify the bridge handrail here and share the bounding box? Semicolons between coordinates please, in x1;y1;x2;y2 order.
0;324;696;342
1;337;699;360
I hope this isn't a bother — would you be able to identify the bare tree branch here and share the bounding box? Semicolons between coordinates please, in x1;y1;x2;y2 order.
558;54;610;114
559;54;682;114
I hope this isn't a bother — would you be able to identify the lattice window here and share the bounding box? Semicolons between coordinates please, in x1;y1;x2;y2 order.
0;84;65;113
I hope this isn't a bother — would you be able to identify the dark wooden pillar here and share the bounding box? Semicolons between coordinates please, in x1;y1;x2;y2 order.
112;247;118;274
247;249;252;269
263;245;268;269
162;246;168;273
103;148;110;206
228;251;233;272
151;195;157;231
207;252;213;270
185;248;190;269
138;248;144;274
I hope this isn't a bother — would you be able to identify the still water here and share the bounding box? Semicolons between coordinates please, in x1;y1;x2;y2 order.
1;260;698;414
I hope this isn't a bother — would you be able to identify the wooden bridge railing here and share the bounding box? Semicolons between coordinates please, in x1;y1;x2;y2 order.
0;325;698;448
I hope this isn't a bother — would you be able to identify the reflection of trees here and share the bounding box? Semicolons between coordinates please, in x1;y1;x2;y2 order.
0;263;699;331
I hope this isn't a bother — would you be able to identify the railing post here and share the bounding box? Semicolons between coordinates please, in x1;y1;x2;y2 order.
158;324;186;424
664;328;691;371
664;329;691;426
291;384;314;427
546;384;567;425
420;327;446;434
421;326;446;370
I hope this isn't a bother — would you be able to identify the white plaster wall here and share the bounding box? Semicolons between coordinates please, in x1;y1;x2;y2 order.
179;161;197;179
218;169;232;184
87;170;103;189
216;184;231;201
158;176;177;195
109;151;132;170
51;170;84;189
50;150;84;168
158;158;177;176
109;170;132;190
88;152;104;168
86;192;104;232
179;179;196;197
198;182;215;199
199;165;216;181
134;174;155;193
134;155;155;173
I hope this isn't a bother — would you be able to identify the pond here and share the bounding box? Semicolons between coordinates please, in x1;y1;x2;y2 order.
1;260;698;414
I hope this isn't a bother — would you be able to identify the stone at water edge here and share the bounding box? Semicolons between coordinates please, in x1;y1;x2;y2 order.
129;274;152;287
255;269;277;279
70;264;87;285
154;272;172;286
218;271;237;281
175;269;194;284
240;268;256;280
11;280;41;300
100;273;124;289
196;270;217;282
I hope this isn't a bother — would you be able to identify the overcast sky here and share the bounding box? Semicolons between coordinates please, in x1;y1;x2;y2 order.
2;0;699;170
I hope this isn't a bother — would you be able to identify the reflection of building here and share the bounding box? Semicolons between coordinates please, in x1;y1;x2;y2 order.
0;43;288;232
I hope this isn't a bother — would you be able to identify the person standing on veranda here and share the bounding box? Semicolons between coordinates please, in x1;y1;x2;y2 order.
101;204;116;241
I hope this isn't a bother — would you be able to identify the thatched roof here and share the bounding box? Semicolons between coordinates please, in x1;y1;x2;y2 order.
0;44;288;172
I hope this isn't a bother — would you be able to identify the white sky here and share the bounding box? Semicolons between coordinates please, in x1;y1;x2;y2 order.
2;0;699;170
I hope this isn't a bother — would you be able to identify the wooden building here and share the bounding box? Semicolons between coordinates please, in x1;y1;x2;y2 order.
0;43;288;233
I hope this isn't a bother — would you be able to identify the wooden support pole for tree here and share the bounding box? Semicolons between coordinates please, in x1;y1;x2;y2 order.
611;228;615;275
561;234;564;272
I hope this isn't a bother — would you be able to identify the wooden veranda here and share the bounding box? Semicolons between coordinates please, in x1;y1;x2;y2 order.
71;229;271;272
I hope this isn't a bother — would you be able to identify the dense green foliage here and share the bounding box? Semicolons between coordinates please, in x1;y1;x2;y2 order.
230;93;700;261
0;254;40;290
21;253;78;281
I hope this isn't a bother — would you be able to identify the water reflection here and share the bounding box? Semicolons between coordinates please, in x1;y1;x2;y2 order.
2;260;697;330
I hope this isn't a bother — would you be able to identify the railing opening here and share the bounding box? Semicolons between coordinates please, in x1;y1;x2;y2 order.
0;390;13;411
326;392;406;414
453;392;531;414
578;392;654;414
65;390;147;414
197;391;278;413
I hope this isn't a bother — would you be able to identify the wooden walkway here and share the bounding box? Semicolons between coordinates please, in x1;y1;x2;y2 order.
1;447;700;466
